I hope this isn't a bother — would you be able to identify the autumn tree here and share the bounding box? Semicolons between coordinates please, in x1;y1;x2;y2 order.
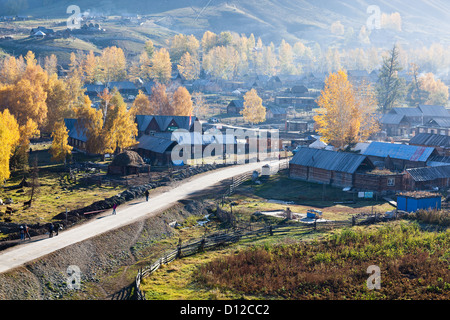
0;109;20;182
201;31;218;53
314;70;379;150
241;89;266;125
278;40;297;75
150;48;172;84
82;50;99;84
0;51;48;129
377;44;406;112
49;120;73;164
102;90;138;154
148;83;173;115
0;55;25;84
43;54;58;76
177;52;200;81
192;92;209;119
419;73;449;106
172;86;193;116
132;90;154;115
75;96;104;154
98;46;127;83
144;40;155;58
168;34;200;63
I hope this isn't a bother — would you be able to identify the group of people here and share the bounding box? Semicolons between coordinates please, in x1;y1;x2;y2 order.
48;222;61;238
19;224;31;241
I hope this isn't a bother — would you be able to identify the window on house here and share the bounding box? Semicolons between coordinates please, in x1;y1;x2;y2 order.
387;178;395;187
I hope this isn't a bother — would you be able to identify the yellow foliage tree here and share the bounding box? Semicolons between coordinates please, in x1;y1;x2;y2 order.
0;109;20;182
102;90;138;154
241;89;266;125
149;83;173;115
150;48;172;84
75;96;104;154
49;120;73;164
172;86;193;116
314;70;379;150
419;73;449;106
132;90;154;115
178;52;200;81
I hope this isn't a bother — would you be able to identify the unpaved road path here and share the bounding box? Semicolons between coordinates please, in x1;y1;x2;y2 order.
0;160;278;274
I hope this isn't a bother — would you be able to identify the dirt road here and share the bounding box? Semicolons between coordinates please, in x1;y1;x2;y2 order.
0;160;277;274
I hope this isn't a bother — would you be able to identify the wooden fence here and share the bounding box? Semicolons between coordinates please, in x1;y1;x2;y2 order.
133;217;358;300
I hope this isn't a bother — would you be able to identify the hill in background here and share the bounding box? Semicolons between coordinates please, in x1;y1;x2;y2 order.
2;0;450;47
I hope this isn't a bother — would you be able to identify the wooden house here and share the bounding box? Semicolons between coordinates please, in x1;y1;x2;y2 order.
362;141;438;170
404;165;450;191
227;100;244;114
289;148;374;188
266;107;287;120
409;133;450;156
64;119;87;152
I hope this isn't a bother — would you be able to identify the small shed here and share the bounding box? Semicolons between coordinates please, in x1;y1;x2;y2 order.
108;150;147;175
396;191;441;212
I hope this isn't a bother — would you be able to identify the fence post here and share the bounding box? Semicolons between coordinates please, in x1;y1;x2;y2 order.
177;238;182;258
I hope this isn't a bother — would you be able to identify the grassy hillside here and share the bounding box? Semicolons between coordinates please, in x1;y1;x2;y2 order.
8;0;450;45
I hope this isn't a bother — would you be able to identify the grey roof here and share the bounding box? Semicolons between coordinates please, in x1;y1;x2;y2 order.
136;135;176;154
409;133;450;148
107;81;137;90
419;105;450;118
290;147;372;174
406;165;450;182
228;100;244;108
426;118;450;128
380;114;405;125
363;142;436;162
64;118;87;142
389;107;422;117
135;115;197;132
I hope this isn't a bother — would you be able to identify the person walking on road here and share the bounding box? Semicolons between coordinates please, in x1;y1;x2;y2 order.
145;190;149;202
112;203;117;215
19;226;24;241
24;224;31;240
54;223;60;236
48;223;54;238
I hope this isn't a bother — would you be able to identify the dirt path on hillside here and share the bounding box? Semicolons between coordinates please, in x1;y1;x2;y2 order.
0;160;276;275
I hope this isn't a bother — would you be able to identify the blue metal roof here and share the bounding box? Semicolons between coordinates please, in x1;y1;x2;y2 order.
64;118;87;142
363;142;435;162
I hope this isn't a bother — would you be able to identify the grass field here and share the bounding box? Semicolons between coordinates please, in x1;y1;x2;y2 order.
0;144;126;231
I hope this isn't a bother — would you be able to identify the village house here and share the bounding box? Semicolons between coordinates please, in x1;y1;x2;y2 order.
404;165;450;191
362;141;439;170
84;81;139;99
135;115;199;137
266;107;287;120
414;118;450;136
227;100;245;115
64;118;88;152
274;96;318;110
381;105;450;137
409;133;450;156
289;147;375;188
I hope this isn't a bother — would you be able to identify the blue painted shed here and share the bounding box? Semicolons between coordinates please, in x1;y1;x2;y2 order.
396;192;441;212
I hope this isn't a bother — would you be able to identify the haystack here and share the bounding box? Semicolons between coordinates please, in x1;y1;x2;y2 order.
108;150;146;175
